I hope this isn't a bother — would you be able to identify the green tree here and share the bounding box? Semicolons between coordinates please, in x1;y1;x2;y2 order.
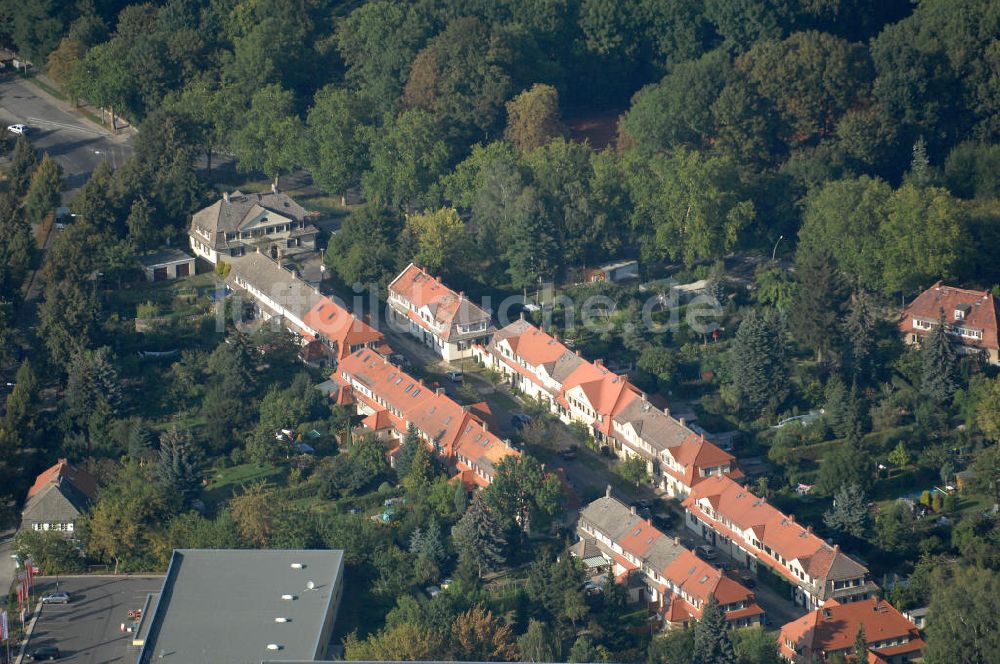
394;423;422;479
727;308;788;418
46;37;86;90
125;196;157;251
818;440;872;494
70;40;133;131
3;360;39;437
482;454;562;536
0;192;34;296
24;154;63;225
502;187;559;289
155;426;202;503
823;483;869;538
693;595;736;664
619;455;649;486
13;530;83;574
921;311;960;404
518;619;556;662
38;280;101;370
798;176;892;292
65;347;122;427
888;441;910;468
504;84;566;153
230;84;304;188
733;626;782;664
843;291;878;384
628;146;755;267
362;109;450;209
325;203;404;287
305;87;374;197
923;565;1000;664
637;345;677;387
879;185;966;294
649;628;695;664
568;635;596;664
9;135;38;197
452;494;506;578
402;207;468;275
790;242;845;362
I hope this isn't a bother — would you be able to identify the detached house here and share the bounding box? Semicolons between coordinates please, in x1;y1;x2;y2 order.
189;188;319;265
478;319;738;498
388;264;494;361
21;459;98;535
899;282;1000;364
330;349;518;487
576;491;764;629
778;597;924;664
684;475;875;610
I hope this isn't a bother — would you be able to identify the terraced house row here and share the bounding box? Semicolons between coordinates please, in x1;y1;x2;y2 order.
575;490;765;629
327;348;519;488
684;474;877;610
475;317;739;500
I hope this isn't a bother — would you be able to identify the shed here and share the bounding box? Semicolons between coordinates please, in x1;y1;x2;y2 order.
137;249;196;282
584;260;639;283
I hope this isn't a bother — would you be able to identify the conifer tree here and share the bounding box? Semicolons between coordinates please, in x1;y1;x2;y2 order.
921;310;959;404
452;494;506;578
155;425;202;502
824;483;869;538
9;135;37;196
693;595;735;664
790;243;844;363
843;290;877;384
729;308;788;418
394;423;421;478
854;625;868;662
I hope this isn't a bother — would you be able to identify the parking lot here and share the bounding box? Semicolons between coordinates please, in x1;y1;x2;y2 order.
25;576;163;664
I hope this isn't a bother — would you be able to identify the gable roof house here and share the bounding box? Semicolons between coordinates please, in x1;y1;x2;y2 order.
477;319;738;498
684;475;876;610
188;188;318;266
329;349;519;487
576;490;764;629
778;597;924;664
387;264;494;361
899;282;1000;365
21;459;98;535
227;252;386;365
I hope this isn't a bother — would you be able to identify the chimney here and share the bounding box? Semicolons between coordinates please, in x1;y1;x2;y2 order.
435;387;444;395
223;191;230;203
630;505;637;515
806;525;813;533
663;407;670;417
520;311;525;321
834;544;840;553
595;358;604;367
271;182;278;194
606;484;612;498
679;417;686;427
673;536;680;545
482;420;488;432
789;514;795;523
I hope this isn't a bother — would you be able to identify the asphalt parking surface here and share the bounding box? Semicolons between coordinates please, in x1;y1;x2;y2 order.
26;576;163;664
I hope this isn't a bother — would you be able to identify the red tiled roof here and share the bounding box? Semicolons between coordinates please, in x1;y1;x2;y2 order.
900;281;999;350
684;475;864;585
779;598;922;660
618;520;663;559
336;350;518;483
27;459;97;500
361;409;393;431
302;297;385;361
661;549;755;610
388;264;490;340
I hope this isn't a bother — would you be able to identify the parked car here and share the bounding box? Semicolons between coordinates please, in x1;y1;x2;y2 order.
738;569;756;588
558;447;577;460
582;581;603;596
510;413;532;431
599;445;612;457
27;646;61;660
425;585;441;598
41;592;70;605
446;371;463;383
695;545;718;561
653;513;674;531
7;124;27;135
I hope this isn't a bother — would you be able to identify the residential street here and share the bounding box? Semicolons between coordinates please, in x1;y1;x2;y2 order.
0;528;15;596
0;75;133;194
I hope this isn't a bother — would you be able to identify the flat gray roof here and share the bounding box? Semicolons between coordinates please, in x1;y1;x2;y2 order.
137;248;195;268
138;549;344;664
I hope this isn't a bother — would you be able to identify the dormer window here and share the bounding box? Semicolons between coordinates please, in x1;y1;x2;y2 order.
955;304;971;321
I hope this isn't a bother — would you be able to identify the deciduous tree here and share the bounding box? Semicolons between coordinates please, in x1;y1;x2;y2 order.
504;84;566;153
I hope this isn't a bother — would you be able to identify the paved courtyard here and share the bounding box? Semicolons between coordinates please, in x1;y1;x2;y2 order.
25;576;163;664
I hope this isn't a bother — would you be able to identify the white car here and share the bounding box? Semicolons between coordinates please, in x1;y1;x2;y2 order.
7;124;27;135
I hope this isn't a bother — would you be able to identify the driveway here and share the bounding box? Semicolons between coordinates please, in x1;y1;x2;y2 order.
0;75;133;195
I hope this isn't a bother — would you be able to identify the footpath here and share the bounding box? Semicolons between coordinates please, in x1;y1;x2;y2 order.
19;72;135;143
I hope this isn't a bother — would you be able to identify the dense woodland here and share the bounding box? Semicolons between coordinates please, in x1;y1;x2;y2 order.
0;1;999;663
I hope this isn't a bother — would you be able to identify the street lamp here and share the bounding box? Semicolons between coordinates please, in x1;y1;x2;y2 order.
771;235;784;262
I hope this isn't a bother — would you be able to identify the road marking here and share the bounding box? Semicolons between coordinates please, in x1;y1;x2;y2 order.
24;116;103;137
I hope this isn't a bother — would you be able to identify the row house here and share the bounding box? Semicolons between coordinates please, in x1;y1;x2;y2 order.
899;281;1000;364
684;475;876;610
189;187;318;265
228;252;386;365
477;319;738;498
387;264;494;361
330;349;519;487
576;491;764;629
779;597;924;664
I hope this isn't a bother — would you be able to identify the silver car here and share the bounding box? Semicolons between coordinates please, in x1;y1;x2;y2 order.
41;592;70;605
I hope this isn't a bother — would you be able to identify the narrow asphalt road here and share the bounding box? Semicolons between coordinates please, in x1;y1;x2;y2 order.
0;75;134;195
